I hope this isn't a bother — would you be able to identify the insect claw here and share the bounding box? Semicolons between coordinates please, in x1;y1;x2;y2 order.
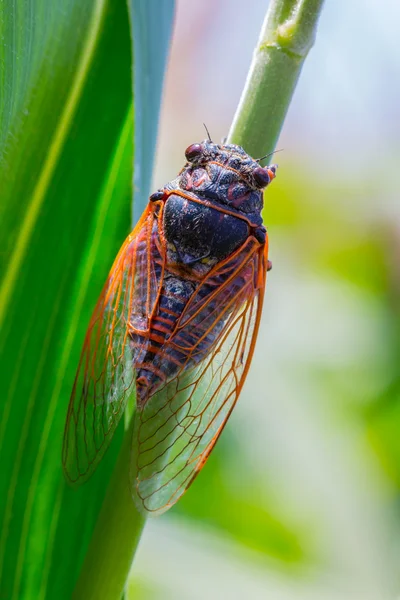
253;226;267;244
149;190;165;202
267;260;272;272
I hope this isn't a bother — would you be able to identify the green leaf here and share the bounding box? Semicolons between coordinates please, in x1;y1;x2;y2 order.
130;0;175;222
174;433;305;565
0;0;174;598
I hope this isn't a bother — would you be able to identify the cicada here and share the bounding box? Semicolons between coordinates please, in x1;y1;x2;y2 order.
62;139;277;515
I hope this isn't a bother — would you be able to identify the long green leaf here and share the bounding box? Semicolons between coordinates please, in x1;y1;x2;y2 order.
0;0;133;598
130;0;175;223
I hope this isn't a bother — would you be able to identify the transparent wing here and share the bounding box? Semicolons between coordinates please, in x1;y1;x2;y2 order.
132;237;268;515
63;205;165;484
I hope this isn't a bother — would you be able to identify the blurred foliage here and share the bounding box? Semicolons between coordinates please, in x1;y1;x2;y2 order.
174;431;305;565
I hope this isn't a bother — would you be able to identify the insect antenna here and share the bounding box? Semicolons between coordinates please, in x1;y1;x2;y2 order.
256;148;284;163
203;123;212;143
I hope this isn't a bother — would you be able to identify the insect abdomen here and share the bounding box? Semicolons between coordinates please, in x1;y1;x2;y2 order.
131;275;195;406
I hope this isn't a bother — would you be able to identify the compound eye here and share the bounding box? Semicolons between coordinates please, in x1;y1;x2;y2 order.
253;166;271;188
185;143;203;162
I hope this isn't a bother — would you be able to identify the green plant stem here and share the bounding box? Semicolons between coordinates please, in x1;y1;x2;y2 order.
72;1;325;598
227;0;325;161
72;418;145;600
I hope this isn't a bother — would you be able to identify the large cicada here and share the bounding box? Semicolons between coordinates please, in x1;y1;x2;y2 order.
62;139;277;515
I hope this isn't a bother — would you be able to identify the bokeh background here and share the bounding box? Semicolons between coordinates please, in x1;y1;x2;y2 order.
127;1;400;599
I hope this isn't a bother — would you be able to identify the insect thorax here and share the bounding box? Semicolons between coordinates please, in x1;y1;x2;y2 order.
163;194;250;267
162;144;265;268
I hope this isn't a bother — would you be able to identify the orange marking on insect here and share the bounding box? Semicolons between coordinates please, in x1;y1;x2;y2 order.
151;322;172;335
148;332;168;345
131;341;183;369
192;171;208;187
161;307;180;318
155;315;175;327
184;172;193;190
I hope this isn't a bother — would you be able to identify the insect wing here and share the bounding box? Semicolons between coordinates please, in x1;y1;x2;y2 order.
63;206;164;484
132;237;268;515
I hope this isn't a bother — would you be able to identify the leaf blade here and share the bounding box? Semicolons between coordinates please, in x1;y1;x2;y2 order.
0;1;133;597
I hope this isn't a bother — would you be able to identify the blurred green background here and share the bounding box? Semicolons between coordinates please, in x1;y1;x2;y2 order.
1;0;399;599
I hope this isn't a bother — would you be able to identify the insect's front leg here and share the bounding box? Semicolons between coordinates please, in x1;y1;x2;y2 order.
149;189;165;202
